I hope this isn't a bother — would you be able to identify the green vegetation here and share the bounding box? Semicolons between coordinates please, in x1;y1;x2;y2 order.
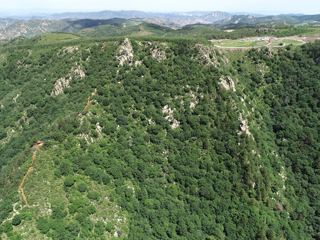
77;23;320;41
0;33;320;239
214;38;304;48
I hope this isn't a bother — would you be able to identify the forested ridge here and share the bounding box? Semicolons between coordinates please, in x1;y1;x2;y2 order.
0;34;320;239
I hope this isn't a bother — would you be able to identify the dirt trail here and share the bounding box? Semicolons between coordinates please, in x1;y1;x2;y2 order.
18;141;43;206
100;43;105;51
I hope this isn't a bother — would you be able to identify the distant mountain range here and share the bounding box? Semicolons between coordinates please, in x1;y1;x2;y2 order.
0;10;319;40
43;10;230;20
213;14;320;26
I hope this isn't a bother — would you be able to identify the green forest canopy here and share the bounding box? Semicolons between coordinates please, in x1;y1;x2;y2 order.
0;35;320;239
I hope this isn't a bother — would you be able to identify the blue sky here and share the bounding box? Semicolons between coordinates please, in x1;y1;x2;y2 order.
1;0;320;15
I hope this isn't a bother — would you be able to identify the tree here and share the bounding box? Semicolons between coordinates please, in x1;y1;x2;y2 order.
36;218;49;234
78;183;87;193
64;175;75;187
2;221;13;233
12;214;22;226
106;222;115;232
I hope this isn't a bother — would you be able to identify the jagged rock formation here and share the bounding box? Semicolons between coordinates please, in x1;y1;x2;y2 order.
117;38;133;66
71;65;85;79
151;46;166;61
198;46;219;66
51;62;85;95
219;76;236;92
51;77;72;96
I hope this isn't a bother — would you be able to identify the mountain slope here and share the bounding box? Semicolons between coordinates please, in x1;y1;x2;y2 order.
0;18;70;40
0;35;319;239
0;18;17;30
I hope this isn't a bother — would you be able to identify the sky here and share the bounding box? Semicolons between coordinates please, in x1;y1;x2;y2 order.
1;0;320;15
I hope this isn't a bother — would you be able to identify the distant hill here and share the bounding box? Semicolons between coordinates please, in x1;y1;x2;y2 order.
202;11;232;22
0;18;18;30
44;10;231;28
62;18;144;32
0;18;145;40
1;12;320;40
44;10;229;20
213;14;320;26
0;18;70;40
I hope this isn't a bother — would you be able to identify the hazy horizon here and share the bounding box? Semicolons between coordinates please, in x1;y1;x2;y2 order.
1;0;319;16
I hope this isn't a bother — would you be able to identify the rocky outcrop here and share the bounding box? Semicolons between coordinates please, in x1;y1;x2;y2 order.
162;105;180;129
71;65;85;79
117;38;133;66
219;76;236;92
198;46;219;67
151;46;166;61
51;63;85;95
238;113;254;139
57;46;79;56
51;77;72;96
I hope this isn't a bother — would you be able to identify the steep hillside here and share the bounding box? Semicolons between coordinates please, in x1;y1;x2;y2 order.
0;35;320;240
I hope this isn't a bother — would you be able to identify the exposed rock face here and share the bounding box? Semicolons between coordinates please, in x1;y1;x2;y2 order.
51;63;85;95
238;113;254;139
117;38;133;66
162;105;180;129
219;76;236;92
187;92;198;109
315;56;320;65
51;77;72;96
71;66;85;79
135;61;142;67
57;46;79;56
198;46;219;67
151;46;166;61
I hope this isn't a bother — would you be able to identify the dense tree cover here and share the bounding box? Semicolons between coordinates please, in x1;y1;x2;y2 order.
242;42;320;239
0;36;320;239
